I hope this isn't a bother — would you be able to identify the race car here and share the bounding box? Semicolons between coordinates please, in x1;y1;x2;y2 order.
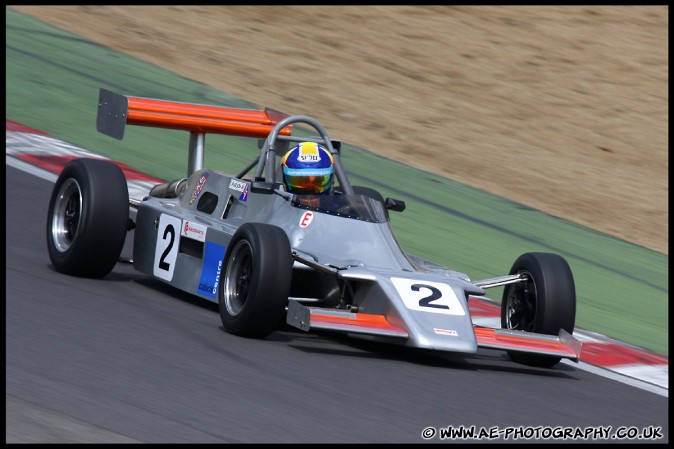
46;88;581;368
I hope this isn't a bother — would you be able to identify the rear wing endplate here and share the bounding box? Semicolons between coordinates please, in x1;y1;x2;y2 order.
96;88;292;175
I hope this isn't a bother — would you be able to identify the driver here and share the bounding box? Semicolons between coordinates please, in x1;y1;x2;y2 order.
280;142;334;195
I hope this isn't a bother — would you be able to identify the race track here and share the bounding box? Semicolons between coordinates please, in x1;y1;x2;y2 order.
5;165;668;443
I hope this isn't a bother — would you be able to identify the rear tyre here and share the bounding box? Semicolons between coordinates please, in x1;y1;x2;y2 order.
46;158;129;278
219;223;293;338
500;252;576;368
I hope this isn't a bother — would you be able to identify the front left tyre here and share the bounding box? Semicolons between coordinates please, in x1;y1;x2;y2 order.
46;158;129;278
500;252;576;368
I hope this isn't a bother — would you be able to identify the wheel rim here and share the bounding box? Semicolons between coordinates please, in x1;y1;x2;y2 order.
223;240;253;317
504;271;537;331
51;178;83;253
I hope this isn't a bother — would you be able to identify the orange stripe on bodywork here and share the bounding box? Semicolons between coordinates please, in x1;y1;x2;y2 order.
125;98;292;138
474;326;580;359
310;311;408;337
126;110;287;138
129;97;274;124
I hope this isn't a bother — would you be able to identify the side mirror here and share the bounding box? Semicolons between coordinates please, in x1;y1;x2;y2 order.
251;178;275;194
385;197;406;212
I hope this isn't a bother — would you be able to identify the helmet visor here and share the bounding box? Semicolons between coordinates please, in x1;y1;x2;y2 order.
283;167;334;195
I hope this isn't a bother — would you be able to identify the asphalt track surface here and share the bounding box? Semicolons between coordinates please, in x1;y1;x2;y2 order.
5;165;669;443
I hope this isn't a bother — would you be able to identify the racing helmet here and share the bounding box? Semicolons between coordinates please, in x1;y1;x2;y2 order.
281;142;334;195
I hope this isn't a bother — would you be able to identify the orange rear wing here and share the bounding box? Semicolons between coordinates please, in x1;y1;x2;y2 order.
96;88;292;175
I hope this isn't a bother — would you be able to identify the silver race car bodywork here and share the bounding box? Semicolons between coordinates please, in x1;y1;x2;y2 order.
46;88;581;368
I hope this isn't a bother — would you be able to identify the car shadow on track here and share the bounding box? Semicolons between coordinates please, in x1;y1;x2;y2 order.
124;274;221;311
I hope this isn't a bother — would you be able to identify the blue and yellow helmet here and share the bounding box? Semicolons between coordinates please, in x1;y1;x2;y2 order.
281;142;334;195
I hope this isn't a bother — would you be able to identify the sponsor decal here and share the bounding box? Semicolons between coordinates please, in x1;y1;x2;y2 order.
298;141;321;162
197;241;226;300
189;173;209;205
299;211;314;228
229;178;249;202
433;328;459;337
181;219;207;242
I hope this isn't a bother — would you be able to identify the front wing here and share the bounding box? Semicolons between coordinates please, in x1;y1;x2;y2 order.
287;300;581;361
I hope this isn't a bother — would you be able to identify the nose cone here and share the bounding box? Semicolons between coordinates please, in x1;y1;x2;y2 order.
385;277;477;353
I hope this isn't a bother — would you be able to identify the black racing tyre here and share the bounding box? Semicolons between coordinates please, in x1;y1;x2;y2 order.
500;252;576;368
46;158;129;278
219;223;293;338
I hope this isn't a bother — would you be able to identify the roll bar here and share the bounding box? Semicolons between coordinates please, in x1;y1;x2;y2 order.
253;115;354;195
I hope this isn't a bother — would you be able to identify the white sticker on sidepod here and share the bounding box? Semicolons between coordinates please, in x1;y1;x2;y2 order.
229;179;249;202
154;214;182;281
299;211;314;228
181;219;207;242
391;277;466;316
229;179;247;192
